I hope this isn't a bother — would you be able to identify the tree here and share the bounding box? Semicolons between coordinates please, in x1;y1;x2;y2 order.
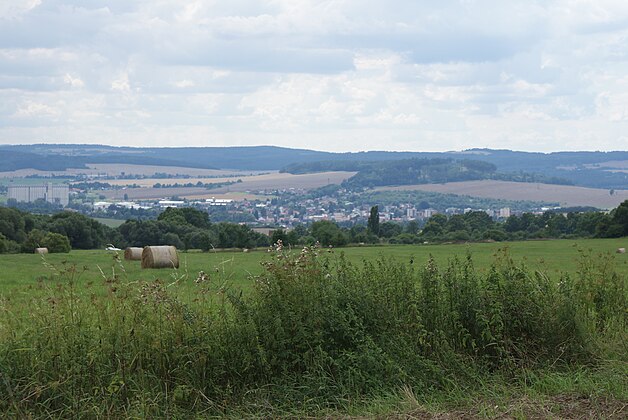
405;220;419;234
379;221;402;238
42;232;71;253
367;205;380;236
271;229;287;245
311;220;347;247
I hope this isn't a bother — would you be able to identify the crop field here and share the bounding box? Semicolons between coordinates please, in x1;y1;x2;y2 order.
0;164;256;178
375;180;628;209
101;171;356;199
1;238;625;298
105;170;356;188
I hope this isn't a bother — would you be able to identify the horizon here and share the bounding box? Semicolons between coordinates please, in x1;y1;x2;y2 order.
1;2;628;152
1;142;627;155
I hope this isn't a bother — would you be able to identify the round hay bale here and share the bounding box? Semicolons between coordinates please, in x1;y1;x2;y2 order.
141;246;179;269
124;247;143;261
617;247;626;254
35;247;48;255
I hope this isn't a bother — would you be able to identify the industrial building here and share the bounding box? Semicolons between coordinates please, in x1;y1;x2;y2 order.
8;183;70;206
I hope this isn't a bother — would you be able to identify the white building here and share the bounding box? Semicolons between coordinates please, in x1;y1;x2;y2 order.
499;207;511;218
8;183;69;206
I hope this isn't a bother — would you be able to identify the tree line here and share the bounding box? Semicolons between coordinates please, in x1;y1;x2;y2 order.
1;201;626;253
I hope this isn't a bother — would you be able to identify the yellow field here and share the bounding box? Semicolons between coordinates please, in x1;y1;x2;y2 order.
374;180;628;209
102;171;356;200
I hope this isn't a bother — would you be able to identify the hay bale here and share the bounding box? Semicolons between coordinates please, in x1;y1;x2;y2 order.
141;246;179;269
35;247;48;255
617;248;626;254
124;247;143;261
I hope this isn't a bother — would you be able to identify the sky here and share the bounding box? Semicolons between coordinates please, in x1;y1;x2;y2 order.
1;0;628;153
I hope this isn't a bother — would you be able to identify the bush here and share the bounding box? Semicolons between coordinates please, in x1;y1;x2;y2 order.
42;232;71;253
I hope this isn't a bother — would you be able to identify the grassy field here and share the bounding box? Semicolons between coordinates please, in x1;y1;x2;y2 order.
1;238;626;298
1;238;626;417
0;238;625;417
374;180;628;209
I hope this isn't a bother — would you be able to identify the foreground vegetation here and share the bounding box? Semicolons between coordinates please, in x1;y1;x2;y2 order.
0;241;625;417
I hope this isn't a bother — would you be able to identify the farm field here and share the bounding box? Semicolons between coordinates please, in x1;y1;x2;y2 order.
104;170;356;188
374;180;628;209
0;164;257;178
1;238;625;298
101;171;356;199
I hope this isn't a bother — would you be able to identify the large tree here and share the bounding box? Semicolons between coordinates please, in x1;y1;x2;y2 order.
367;205;380;236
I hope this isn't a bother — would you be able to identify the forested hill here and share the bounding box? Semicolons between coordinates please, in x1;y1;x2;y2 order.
1;144;626;189
283;158;574;189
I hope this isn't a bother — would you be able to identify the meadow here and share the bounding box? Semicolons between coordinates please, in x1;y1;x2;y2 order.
0;239;626;417
1;238;626;297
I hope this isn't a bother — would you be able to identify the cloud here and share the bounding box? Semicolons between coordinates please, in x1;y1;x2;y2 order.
0;1;627;152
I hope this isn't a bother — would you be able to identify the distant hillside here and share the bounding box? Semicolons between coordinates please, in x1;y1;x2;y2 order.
1;144;626;189
283;158;576;189
0;150;87;172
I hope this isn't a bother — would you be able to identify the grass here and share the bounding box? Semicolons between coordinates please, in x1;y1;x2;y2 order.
1;238;626;297
0;238;625;417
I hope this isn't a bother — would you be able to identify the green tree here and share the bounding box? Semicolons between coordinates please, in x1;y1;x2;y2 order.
42;232;71;253
311;220;347;247
379;221;402;238
405;220;419;234
367;205;380;236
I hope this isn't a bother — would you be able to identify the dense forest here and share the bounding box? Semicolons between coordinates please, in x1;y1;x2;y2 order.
1;201;626;253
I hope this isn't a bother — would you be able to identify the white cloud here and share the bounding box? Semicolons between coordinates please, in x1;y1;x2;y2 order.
0;1;627;152
63;73;84;88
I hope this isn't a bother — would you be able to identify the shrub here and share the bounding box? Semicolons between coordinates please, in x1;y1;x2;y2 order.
42;232;71;253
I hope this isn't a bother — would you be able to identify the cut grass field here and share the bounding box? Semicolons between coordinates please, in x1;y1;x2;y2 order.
374;180;628;209
1;238;626;298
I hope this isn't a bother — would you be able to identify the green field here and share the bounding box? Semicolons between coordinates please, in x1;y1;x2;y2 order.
2;238;626;297
0;238;626;417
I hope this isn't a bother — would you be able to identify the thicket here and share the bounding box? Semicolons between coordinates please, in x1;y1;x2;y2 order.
0;244;625;417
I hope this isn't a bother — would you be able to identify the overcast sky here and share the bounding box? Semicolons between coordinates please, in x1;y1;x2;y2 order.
1;0;627;152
